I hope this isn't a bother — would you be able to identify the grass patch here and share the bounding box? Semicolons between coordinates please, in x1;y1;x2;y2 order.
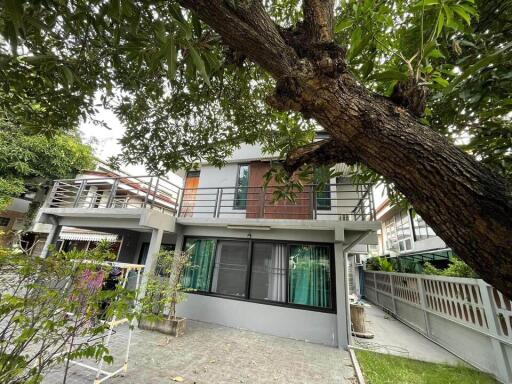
354;349;497;384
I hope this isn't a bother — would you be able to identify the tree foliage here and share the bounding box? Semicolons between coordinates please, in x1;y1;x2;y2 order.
0;124;95;209
0;0;509;178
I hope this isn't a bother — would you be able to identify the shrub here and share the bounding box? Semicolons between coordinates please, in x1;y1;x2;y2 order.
140;250;191;321
0;241;135;384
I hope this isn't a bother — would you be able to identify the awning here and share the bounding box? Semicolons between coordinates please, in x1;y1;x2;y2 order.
59;231;118;242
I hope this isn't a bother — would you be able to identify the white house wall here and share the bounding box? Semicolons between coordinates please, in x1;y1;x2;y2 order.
194;163;245;219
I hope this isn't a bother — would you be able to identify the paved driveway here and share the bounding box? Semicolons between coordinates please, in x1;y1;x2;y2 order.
44;320;356;384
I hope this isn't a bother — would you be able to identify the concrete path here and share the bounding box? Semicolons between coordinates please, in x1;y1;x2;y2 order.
44;320;357;384
353;303;463;365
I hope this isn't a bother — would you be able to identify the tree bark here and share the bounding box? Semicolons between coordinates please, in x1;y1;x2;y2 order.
180;0;512;298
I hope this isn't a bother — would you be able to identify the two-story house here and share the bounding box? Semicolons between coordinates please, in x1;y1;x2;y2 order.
36;143;380;349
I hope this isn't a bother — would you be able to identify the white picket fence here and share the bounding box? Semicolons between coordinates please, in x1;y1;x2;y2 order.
364;270;512;383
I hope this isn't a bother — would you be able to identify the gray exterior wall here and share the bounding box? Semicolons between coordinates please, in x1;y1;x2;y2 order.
177;294;338;346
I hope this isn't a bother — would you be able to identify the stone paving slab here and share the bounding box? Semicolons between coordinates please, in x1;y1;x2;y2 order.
44;320;356;384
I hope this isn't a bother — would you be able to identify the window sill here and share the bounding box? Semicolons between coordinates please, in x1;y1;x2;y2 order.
185;290;336;314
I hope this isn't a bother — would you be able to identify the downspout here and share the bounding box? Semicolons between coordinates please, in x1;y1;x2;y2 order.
343;230;372;349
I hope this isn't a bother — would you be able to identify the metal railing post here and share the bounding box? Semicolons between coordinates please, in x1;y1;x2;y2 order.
143;177;153;208
176;187;184;217
46;182;59;207
311;186;317;220
417;276;431;337
389;274;397;315
106;178;120;208
73;180;87;208
152;176;160;209
213;189;220;218
477;280;511;383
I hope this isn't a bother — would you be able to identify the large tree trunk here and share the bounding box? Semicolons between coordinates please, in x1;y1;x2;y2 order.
180;0;512;298
291;74;512;298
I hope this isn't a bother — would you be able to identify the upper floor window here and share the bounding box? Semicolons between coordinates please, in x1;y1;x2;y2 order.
316;184;332;210
314;169;332;210
411;211;437;241
233;164;249;210
0;217;10;226
384;210;412;252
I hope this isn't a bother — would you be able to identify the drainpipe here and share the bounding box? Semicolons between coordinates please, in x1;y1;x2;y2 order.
343;230;372;349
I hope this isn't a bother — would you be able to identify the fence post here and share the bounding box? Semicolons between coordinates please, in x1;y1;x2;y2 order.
373;272;379;305
389;274;397;315
477;280;511;383
417;276;431;337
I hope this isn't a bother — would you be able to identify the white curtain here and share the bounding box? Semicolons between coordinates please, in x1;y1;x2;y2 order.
268;244;287;302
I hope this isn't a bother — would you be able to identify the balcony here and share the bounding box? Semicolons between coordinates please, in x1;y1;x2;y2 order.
46;175;180;215
45;176;376;222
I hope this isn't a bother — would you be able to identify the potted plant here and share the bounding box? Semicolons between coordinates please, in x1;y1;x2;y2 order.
138;250;191;336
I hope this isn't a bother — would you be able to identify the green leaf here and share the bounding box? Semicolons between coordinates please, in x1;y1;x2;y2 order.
370;70;409;82
452;5;471;25
436;12;445;37
334;19;353;33
431;76;449;87
188;45;210;86
427;49;445;59
165;37;177;80
62;66;74;88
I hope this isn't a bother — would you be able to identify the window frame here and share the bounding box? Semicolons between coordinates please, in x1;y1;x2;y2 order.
233;164;250;210
182;236;336;314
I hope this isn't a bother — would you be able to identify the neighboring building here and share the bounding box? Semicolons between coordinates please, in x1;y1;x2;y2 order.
35;143;380;349
374;198;452;267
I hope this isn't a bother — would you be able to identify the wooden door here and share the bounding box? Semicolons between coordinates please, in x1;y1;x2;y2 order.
181;171;200;217
246;162;312;219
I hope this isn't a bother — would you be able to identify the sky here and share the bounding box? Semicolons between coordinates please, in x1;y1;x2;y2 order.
79;107;183;185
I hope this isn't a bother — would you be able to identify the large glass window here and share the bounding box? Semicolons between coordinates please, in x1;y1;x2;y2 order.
288;245;332;309
182;239;216;291
250;243;287;302
211;241;250;297
181;238;334;311
411;211;437;241
233;164;249;210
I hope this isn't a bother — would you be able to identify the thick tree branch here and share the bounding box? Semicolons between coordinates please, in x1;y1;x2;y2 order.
283;138;359;174
178;0;299;78
303;0;335;43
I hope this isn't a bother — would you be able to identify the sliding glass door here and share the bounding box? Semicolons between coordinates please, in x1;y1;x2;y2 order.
181;237;334;311
250;243;287;302
211;240;250;297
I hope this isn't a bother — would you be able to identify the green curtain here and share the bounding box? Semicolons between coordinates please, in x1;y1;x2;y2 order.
182;239;215;291
288;245;331;308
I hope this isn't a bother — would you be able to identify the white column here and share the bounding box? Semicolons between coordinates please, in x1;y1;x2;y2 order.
40;218;61;258
334;242;350;349
139;228;164;298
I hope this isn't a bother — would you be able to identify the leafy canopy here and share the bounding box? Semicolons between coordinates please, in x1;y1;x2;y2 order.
0;123;95;208
0;0;510;179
